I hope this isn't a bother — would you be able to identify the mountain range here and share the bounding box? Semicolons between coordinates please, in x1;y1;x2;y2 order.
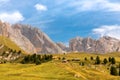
0;20;120;54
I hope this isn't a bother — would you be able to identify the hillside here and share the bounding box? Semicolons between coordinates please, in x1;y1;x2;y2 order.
0;36;25;62
0;36;24;52
0;53;120;80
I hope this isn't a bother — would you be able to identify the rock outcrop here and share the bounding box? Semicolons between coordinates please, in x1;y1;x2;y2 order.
0;21;62;54
69;36;120;53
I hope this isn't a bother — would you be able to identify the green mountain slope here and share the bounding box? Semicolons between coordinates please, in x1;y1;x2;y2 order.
0;36;25;54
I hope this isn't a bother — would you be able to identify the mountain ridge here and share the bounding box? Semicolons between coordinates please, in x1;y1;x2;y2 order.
0;21;62;54
69;36;120;53
0;20;120;54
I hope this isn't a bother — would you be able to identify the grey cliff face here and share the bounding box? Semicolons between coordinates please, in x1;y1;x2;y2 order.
0;21;36;53
0;21;62;54
95;36;120;53
12;24;62;54
69;36;120;53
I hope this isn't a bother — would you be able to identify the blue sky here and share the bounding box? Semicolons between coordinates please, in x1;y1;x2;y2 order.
0;0;120;44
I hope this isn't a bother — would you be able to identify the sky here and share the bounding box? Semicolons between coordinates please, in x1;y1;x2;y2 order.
0;0;120;44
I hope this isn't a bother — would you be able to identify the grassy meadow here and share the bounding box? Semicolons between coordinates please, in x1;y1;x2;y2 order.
0;53;120;80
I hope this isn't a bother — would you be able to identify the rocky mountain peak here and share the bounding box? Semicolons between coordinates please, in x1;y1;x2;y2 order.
69;36;120;53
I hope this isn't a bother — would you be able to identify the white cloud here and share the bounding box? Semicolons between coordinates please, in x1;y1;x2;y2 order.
0;11;24;24
68;0;120;12
34;4;47;11
92;25;120;40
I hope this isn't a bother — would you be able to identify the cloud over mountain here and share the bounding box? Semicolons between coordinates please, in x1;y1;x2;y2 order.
0;11;24;24
92;25;120;40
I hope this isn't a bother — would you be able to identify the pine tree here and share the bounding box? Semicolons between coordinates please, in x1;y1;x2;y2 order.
32;54;37;63
110;66;117;76
62;57;66;60
119;63;120;76
21;54;53;65
37;55;41;61
111;57;116;64
85;57;87;61
21;56;29;64
90;56;93;60
103;58;108;64
49;55;53;60
17;50;21;55
108;57;112;62
95;56;100;64
35;58;41;65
